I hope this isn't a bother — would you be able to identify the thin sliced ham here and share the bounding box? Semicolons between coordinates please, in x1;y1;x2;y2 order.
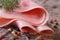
0;18;16;27
0;0;49;26
0;0;54;36
14;0;49;26
37;25;54;36
16;21;37;34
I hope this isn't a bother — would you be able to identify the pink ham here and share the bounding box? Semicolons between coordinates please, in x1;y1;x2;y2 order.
37;25;54;36
14;0;49;26
16;21;37;35
0;0;49;26
0;18;16;27
0;0;54;36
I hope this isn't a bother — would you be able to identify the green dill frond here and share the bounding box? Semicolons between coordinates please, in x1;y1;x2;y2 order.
1;0;19;10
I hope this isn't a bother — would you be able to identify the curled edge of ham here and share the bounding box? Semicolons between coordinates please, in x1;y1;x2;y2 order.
0;18;16;27
16;21;54;35
0;0;54;36
37;25;54;36
16;21;38;35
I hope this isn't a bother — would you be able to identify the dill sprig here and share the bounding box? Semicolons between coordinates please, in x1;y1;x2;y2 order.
0;0;19;10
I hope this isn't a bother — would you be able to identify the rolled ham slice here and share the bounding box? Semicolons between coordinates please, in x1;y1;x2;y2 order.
16;20;37;34
37;25;54;36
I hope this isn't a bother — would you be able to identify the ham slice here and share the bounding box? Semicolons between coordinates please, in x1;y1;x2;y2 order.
14;0;49;26
0;0;49;26
37;25;54;36
16;21;37;34
0;18;16;27
0;0;54;36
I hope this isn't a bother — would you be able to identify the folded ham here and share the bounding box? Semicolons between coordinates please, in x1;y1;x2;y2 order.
0;18;16;27
0;0;49;26
16;21;37;34
0;0;54;36
37;25;54;36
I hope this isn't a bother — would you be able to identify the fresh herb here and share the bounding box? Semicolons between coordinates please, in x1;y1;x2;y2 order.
0;0;19;10
0;0;3;7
